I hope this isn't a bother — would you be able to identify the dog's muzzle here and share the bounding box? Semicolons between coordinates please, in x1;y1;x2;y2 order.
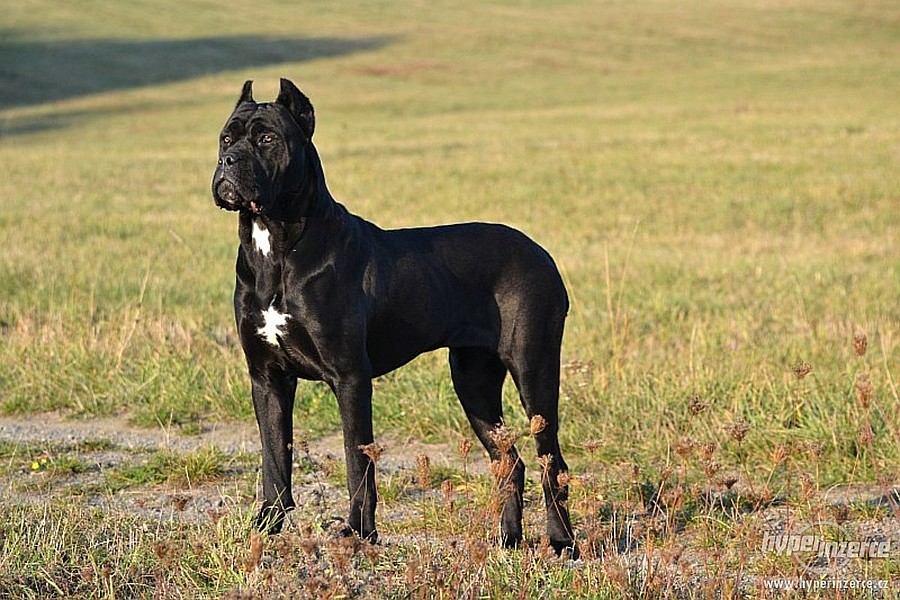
213;164;263;214
213;176;241;209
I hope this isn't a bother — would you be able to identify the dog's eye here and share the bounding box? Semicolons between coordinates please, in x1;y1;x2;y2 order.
221;135;232;145
259;134;275;145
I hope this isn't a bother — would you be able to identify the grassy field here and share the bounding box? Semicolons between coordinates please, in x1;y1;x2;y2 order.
1;0;898;597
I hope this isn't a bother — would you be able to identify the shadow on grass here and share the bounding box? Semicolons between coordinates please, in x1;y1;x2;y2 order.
0;33;392;133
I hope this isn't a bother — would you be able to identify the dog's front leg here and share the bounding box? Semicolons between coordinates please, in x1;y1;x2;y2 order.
250;367;297;534
332;375;378;542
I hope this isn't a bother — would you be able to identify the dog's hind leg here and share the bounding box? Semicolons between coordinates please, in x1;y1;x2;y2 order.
448;347;524;548
505;319;579;559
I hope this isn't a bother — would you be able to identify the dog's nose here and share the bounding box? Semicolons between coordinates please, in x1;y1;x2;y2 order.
219;155;237;167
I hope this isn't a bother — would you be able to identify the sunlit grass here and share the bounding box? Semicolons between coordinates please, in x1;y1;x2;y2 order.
0;0;898;596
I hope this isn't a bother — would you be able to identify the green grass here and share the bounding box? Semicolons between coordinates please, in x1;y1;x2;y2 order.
1;0;898;596
0;503;254;598
105;446;235;489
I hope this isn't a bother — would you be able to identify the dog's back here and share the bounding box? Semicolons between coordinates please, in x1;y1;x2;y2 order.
356;219;568;375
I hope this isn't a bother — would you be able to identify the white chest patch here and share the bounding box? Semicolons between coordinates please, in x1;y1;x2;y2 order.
258;304;290;347
252;220;271;256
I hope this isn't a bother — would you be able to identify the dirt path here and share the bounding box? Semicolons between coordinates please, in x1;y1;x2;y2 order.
0;413;486;526
0;413;263;455
1;414;898;595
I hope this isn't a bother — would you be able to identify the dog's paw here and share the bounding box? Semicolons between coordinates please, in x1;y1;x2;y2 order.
255;504;287;534
321;515;354;539
361;529;379;544
321;516;379;544
550;538;580;561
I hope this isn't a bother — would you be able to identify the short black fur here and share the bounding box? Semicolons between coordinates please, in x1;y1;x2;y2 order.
212;79;578;557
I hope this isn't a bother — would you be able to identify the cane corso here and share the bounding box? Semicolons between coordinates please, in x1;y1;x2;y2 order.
211;79;577;557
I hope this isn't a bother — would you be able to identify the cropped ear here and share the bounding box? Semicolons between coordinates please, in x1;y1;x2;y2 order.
236;80;254;107
275;78;315;139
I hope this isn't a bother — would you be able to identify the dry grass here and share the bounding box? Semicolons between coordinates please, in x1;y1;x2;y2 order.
0;410;897;597
1;0;898;596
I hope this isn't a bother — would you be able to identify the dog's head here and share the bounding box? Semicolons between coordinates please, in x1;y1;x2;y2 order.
212;79;316;219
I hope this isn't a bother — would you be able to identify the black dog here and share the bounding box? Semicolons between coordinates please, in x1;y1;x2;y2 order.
212;79;577;557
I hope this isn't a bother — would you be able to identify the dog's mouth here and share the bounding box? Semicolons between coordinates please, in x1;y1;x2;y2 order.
214;178;264;215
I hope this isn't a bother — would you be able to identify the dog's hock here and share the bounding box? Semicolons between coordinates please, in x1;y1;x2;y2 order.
258;303;290;347
252;219;271;256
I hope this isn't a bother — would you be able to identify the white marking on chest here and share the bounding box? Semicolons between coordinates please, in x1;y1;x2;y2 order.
258;303;290;347
252;219;271;256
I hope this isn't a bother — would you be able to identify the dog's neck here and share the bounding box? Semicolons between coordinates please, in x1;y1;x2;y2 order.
238;141;347;260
